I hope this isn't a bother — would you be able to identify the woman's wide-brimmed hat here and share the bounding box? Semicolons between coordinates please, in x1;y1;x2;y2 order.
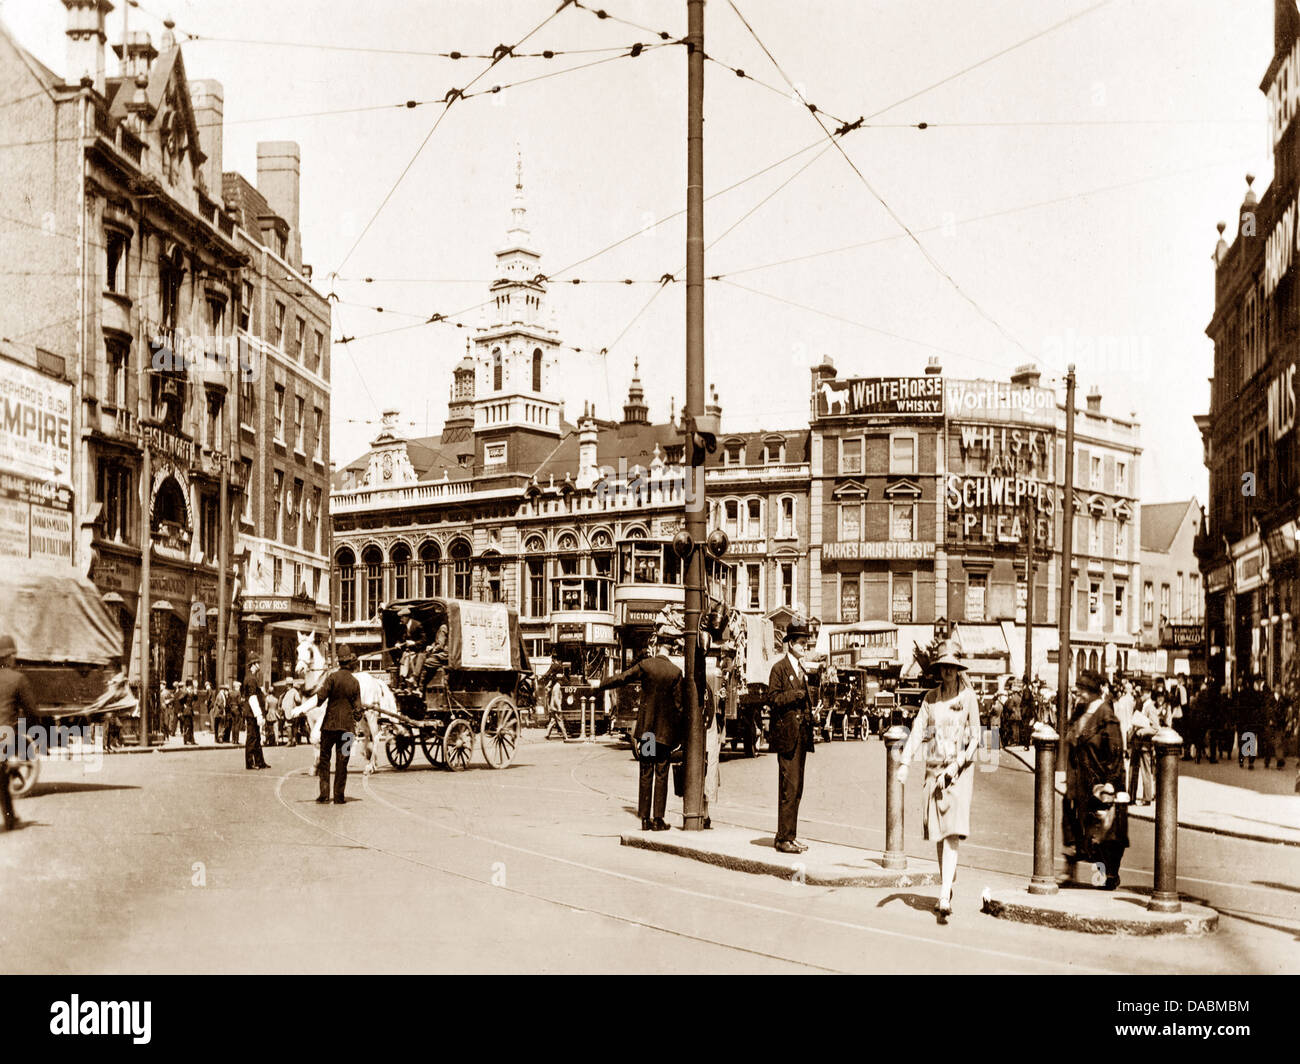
930;640;967;670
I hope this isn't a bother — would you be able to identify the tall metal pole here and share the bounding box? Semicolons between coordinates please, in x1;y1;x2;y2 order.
216;320;231;689
681;0;707;830
134;198;152;748
1024;492;1035;692
327;477;336;662
138;313;152;748
1055;366;1077;764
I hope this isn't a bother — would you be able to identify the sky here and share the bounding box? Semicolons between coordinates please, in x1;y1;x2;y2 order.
0;0;1273;504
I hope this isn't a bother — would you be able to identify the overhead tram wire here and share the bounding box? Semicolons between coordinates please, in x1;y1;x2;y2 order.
725;0;1032;361
718;278;1024;375
712;151;1263;280
861;0;1115;122
331;0;581;278
182;34;647;59
570;1;680;42
194;44;671;131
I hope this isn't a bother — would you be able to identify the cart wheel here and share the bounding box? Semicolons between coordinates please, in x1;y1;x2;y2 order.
480;696;520;769
421;730;444;767
444;718;474;772
8;759;37;797
385;735;415;770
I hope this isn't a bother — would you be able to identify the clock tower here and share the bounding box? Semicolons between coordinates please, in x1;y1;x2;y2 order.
472;153;564;473
364;410;417;487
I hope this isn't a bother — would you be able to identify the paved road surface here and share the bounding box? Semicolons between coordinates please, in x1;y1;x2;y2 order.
2;732;1296;973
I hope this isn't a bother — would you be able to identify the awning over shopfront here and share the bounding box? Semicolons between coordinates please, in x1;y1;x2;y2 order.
1002;623;1059;681
951;623;1010;672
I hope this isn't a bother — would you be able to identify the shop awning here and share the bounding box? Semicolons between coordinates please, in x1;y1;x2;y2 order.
952;623;1010;657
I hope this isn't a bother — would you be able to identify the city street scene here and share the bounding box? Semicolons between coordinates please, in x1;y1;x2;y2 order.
0;0;1298;1011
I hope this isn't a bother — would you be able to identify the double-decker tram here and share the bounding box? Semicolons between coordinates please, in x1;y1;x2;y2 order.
609;536;737;741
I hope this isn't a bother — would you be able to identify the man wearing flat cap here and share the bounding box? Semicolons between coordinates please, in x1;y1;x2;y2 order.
599;623;684;831
1064;669;1129;889
767;621;815;854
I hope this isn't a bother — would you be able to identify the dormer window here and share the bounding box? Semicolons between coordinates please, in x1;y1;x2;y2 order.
724;441;744;465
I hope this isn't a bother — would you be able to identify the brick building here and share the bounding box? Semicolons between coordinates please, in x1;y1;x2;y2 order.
1196;1;1300;693
330;172;811;662
0;6;329;693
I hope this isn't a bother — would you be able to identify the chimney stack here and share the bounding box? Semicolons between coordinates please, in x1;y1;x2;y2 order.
257;141;301;270
924;356;942;376
705;383;722;420
190;80;224;200
63;0;113;95
1086;385;1102;413
1010;362;1041;388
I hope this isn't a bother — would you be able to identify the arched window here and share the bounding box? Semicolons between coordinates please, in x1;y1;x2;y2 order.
532;348;543;392
450;539;472;599
524;536;546;617
419;540;441;597
362;545;383;620
590;529;613;578
152;477;189;533
625;525;647;540
336;548;355;623
492;348;503;391
391;542;411;601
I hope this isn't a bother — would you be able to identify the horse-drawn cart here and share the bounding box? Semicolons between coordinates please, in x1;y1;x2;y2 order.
3;567;133;797
376;598;528;771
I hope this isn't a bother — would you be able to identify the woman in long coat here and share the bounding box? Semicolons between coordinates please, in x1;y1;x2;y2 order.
896;641;981;919
1064;671;1129;889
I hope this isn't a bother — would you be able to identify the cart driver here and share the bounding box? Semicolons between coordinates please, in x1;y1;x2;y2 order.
397;607;427;689
419;612;450;691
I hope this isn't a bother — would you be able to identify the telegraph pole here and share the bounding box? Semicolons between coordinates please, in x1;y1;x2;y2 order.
216;329;231;689
1024;491;1035;690
1055;366;1077;762
681;0;707;830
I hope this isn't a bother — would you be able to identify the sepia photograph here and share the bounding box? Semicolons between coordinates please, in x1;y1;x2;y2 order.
0;0;1295;1031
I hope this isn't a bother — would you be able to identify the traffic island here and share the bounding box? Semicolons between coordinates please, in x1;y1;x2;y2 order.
981;885;1219;936
620;825;940;887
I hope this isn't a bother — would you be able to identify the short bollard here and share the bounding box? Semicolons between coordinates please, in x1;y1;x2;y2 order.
1149;727;1183;913
1028;722;1060;895
882;724;909;869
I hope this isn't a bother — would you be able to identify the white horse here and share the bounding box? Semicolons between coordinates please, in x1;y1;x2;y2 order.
819;381;847;414
288;633;396;775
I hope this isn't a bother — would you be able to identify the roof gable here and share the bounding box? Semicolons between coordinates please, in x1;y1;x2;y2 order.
1140;499;1198;553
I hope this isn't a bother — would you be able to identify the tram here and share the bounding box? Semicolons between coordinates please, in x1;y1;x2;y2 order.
608;536;738;742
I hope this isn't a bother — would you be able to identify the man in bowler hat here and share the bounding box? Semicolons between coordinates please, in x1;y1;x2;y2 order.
768;622;815;854
599;625;684;831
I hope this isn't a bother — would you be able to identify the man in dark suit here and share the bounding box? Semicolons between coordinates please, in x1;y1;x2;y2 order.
768;622;815;854
243;658;269;770
315;649;362;804
0;633;36;831
599;630;684;831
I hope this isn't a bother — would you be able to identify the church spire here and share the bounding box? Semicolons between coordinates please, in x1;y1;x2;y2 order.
504;143;534;255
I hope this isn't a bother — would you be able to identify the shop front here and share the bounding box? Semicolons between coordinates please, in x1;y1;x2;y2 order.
241;592;325;684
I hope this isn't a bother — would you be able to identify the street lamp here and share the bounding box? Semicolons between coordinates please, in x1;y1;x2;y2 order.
150;600;173;743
